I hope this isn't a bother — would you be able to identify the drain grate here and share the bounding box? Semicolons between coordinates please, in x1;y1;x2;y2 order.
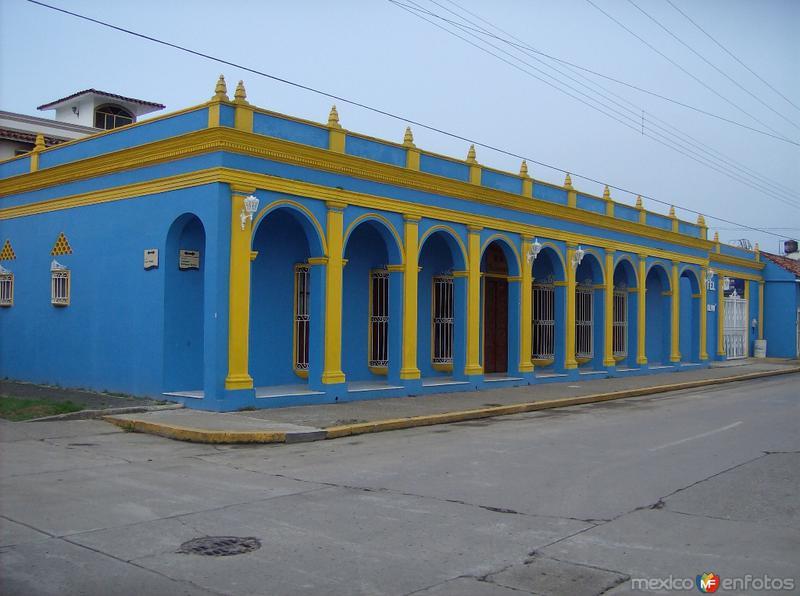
178;536;261;557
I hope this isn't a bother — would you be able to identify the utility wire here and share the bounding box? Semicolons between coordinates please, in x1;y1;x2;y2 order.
584;0;797;145
398;0;800;210
626;0;800;132
665;0;800;114
383;0;800;147
24;0;794;240
431;0;800;201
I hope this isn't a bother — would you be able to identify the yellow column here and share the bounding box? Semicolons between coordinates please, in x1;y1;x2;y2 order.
565;243;577;369
670;262;681;362
322;201;346;384
401;216;420;380
603;250;615;367
758;281;764;340
465;226;483;375
717;279;726;356
637;255;647;365
519;237;533;373
699;267;709;360
744;281;751;357
225;185;256;390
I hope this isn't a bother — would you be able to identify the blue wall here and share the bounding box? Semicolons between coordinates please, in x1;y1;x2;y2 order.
342;223;390;381
0;184;226;397
250;209;312;386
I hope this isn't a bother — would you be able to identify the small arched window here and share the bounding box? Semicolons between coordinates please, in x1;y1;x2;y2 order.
95;104;133;130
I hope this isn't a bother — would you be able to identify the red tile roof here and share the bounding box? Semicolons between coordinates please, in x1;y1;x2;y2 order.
0;128;67;146
762;251;800;277
37;89;165;110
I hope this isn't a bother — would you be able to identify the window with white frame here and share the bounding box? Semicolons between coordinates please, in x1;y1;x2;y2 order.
432;275;454;365
575;280;593;359
612;285;628;358
369;270;389;368
0;266;13;306
294;264;310;372
532;276;555;360
51;261;70;306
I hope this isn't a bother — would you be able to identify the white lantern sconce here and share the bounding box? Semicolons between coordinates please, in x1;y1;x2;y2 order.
571;245;586;270
240;195;260;230
526;237;542;264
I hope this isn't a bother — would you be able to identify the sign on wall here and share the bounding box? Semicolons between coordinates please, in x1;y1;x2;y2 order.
144;249;159;270
179;250;201;270
724;277;744;297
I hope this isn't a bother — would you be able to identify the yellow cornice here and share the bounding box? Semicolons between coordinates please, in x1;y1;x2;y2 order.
713;267;763;282
0;165;721;273
710;252;764;271
1;126;726;256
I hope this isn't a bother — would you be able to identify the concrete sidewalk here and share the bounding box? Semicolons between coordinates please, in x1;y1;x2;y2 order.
105;360;800;444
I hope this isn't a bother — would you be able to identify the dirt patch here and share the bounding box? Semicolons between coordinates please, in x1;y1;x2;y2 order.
0;380;165;411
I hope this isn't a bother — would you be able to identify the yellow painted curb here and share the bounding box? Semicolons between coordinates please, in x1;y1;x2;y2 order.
325;367;800;439
103;416;287;444
104;367;799;444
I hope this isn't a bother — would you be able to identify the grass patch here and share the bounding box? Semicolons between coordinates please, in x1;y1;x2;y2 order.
0;396;83;421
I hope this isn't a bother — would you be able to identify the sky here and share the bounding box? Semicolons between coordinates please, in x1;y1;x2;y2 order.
1;0;798;253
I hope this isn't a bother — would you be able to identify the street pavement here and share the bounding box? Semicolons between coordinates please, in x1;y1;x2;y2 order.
0;374;798;595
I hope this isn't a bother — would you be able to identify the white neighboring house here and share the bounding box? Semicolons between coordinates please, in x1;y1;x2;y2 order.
0;89;164;160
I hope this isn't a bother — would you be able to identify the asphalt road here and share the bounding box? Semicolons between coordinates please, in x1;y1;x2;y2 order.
1;375;798;596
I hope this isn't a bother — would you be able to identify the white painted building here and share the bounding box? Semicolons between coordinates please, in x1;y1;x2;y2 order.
0;90;164;160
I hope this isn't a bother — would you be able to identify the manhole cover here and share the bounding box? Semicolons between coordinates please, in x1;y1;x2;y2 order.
177;536;261;557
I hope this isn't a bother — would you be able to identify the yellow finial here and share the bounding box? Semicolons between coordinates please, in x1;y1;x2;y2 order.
635;195;643;209
234;80;248;104
213;74;229;100
714;231;720;242
564;173;573;189
754;242;759;252
697;214;706;227
403;126;415;148
33;133;45;151
466;144;477;163
519;160;529;177
328;105;341;128
669;205;676;218
603;185;611;200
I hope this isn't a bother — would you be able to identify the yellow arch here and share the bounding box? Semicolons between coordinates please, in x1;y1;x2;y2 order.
678;264;702;290
646;260;672;290
533;241;567;277
481;233;522;275
251;199;328;256
579;247;606;284
419;224;468;268
342;212;405;264
613;254;640;287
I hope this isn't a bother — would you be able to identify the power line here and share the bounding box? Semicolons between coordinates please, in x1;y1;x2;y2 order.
432;0;800;201
665;0;800;114
388;0;799;147
584;0;797;145
398;0;800;210
23;0;794;241
625;0;800;132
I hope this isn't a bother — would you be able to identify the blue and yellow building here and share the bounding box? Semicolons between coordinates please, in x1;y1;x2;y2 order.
0;77;777;411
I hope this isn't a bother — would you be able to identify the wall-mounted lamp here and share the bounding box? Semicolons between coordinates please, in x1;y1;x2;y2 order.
526;237;542;264
705;268;716;284
571;245;586;269
240;195;260;230
71;106;79;117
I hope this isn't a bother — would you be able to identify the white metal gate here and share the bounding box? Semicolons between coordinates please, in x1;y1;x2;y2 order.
724;291;748;359
575;282;593;359
532;280;555;360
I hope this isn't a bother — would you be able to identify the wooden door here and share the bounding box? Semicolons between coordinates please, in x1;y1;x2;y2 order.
484;277;508;373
